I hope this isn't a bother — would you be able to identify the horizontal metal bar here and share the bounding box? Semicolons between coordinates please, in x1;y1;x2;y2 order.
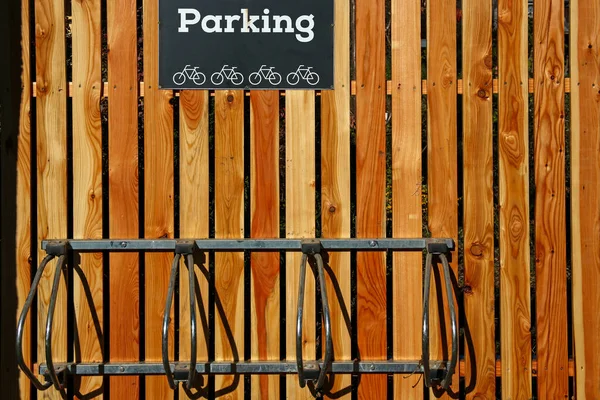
40;361;447;376
42;238;454;252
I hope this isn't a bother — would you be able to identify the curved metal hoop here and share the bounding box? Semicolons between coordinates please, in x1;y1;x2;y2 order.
163;253;182;389
185;253;198;390
422;252;458;390
45;254;68;398
16;254;56;391
296;251;333;392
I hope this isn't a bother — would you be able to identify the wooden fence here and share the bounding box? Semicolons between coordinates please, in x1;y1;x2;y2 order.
1;0;599;399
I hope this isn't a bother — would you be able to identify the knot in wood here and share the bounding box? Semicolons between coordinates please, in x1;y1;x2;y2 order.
470;243;484;257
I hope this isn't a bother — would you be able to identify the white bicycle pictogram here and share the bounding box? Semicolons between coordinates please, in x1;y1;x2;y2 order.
286;65;320;86
249;65;282;86
211;65;244;86
172;65;206;86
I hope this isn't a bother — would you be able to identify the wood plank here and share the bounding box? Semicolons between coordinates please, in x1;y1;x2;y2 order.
16;0;32;396
391;0;423;396
72;0;104;396
214;90;245;399
143;0;175;398
250;90;280;400
107;0;140;397
355;0;387;397
285;90;315;400
178;89;210;399
427;0;459;396
34;0;68;397
462;0;496;398
320;0;351;395
533;0;569;398
0;0;28;396
497;0;532;397
570;0;600;397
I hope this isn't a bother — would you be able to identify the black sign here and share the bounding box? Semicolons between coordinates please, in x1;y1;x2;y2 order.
159;0;333;90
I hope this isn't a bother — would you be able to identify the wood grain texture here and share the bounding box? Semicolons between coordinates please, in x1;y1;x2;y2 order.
355;0;387;397
250;90;280;400
214;90;245;399
320;0;351;395
498;0;532;397
533;0;569;398
72;0;104;396
285;90;315;400
143;0;175;398
462;0;496;398
570;0;600;397
391;0;423;396
427;0;459;396
34;0;68;397
179;89;210;399
107;0;140;396
16;0;32;396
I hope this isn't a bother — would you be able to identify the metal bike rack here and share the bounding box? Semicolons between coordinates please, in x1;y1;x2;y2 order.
17;237;457;397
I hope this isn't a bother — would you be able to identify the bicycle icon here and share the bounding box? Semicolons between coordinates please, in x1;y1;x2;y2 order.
249;65;282;86
286;65;320;86
172;65;206;86
211;65;244;86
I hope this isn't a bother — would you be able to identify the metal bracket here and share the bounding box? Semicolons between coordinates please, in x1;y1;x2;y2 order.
19;237;457;397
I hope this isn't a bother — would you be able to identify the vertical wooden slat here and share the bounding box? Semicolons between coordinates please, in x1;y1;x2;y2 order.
391;0;423;396
462;0;495;398
498;0;532;397
179;89;210;399
533;0;568;398
355;0;387;397
427;0;459;396
34;0;67;397
214;89;245;399
72;0;103;396
143;0;175;397
285;90;315;400
570;0;600;397
250;90;280;400
17;0;32;396
108;0;140;396
321;0;351;395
